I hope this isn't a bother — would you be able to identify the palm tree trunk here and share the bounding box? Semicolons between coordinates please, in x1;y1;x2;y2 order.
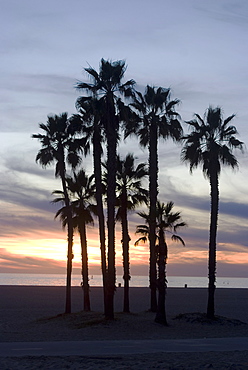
60;172;73;315
207;169;219;319
155;229;168;325
105;106;117;320
121;192;130;313
149;122;158;312
79;222;91;312
93;127;107;315
65;222;73;314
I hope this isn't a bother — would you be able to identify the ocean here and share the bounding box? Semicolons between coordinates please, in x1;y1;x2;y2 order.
0;273;247;288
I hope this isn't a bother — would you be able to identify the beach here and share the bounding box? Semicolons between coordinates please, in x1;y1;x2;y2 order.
0;286;248;369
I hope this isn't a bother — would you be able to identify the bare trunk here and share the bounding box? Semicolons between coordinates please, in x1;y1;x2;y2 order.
65;222;73;314
121;191;130;313
60;168;73;315
93;126;107;314
105;100;117;320
79;222;91;312
207;169;219;319
149;122;158;312
155;229;168;325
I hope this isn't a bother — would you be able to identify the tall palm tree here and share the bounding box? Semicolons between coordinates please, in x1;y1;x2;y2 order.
76;59;135;319
181;106;243;319
70;96;108;314
32;113;81;314
135;201;186;325
126;86;182;312
53;169;96;312
115;153;148;312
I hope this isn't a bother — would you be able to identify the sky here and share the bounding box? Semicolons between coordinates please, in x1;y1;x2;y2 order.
0;0;247;279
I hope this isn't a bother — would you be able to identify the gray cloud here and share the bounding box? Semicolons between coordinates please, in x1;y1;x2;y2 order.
4;154;55;178
182;196;248;221
0;177;55;213
195;1;248;27
158;173;248;221
0;74;79;133
220;201;248;219
0;213;60;237
3;74;77;96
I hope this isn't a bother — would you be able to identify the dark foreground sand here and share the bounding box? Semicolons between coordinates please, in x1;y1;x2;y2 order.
1;286;248;369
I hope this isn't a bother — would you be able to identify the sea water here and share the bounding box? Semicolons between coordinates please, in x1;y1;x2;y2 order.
0;273;247;288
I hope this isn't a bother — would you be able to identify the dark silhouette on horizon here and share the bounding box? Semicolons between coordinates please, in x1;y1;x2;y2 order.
182;106;243;319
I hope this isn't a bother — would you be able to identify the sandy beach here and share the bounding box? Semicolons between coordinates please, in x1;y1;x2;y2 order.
1;286;248;369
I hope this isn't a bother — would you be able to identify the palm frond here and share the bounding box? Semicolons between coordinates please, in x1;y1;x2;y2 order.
134;236;148;246
171;234;185;246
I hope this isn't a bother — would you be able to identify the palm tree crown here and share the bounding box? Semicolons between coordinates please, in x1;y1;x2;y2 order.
77;59;135;98
53;170;96;229
71;96;106;156
32;113;81;176
126;85;182;144
115;153;148;219
135;201;186;248
181;106;243;177
66;170;96;221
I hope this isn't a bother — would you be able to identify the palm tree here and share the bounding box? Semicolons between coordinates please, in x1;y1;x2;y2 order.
181;106;243;319
32;113;81;314
76;59;135;319
135;201;186;325
126;86;182;312
115;154;148;312
70;96;108;314
53;169;96;312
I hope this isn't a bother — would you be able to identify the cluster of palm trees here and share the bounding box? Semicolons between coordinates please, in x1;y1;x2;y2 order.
32;58;243;324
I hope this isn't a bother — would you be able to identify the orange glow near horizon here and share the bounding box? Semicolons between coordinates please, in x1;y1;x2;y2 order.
1;228;248;274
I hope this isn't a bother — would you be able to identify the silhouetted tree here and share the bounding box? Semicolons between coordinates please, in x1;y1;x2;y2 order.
32;113;81;314
136;201;186;325
115;154;148;312
182;106;243;319
126;86;182;312
70;97;108;314
76;59;135;319
53;169;96;312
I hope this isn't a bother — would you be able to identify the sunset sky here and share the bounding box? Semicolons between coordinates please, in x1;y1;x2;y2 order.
0;0;247;278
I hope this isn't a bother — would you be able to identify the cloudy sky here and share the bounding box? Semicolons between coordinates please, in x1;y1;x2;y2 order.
0;0;247;278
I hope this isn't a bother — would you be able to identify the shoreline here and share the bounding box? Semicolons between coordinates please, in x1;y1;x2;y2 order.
1;273;248;289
